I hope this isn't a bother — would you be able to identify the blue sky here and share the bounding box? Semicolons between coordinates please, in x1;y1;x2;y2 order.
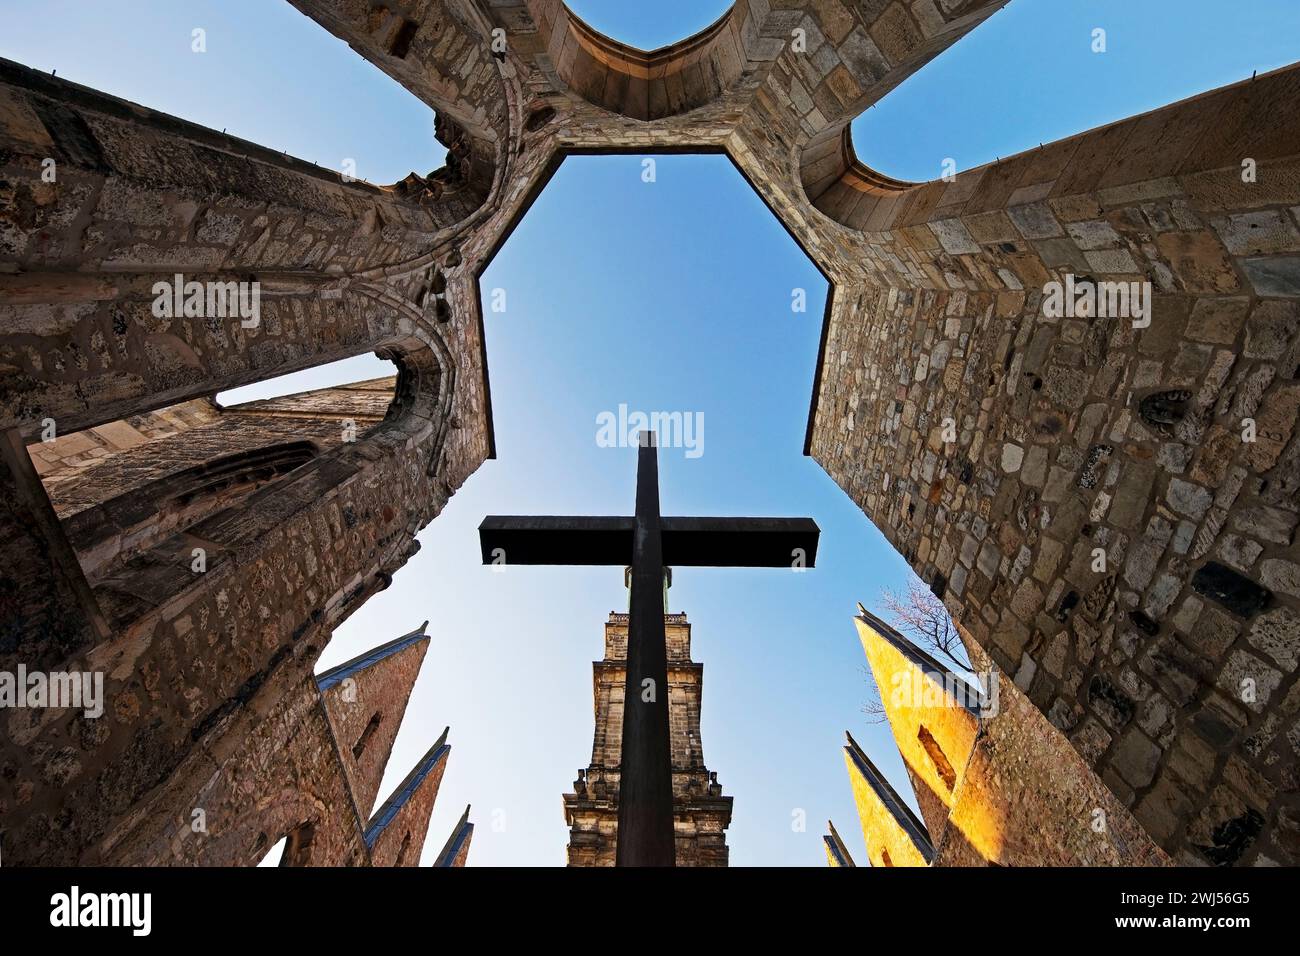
6;1;1299;866
1;0;447;185
850;0;1300;182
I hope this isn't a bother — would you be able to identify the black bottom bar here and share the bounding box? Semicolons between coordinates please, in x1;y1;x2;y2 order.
0;866;1283;940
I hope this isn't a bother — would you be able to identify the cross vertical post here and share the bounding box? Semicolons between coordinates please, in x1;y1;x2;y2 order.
620;432;675;866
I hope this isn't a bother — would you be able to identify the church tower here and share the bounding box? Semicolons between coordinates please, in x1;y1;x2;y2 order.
563;583;732;866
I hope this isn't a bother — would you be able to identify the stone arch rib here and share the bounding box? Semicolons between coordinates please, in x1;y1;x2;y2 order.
538;2;749;121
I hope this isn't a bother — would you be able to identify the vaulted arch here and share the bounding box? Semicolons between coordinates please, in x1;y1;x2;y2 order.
534;2;749;120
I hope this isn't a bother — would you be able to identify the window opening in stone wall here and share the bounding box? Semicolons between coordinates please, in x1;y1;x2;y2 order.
917;725;957;793
353;712;383;760
255;835;287;868
280;821;317;867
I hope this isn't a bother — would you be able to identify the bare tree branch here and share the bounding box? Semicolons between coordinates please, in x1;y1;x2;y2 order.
860;664;887;724
877;580;972;674
860;578;972;728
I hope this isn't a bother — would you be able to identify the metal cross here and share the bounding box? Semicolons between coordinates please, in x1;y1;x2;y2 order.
479;432;818;866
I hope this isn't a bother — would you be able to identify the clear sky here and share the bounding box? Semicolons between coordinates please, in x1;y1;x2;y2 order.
850;0;1300;182
5;1;1299;866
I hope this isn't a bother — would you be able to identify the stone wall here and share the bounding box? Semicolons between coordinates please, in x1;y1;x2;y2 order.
365;732;451;867
33;382;393;584
0;35;487;862
29;399;219;481
100;625;449;866
0;349;469;863
319;626;431;820
849;609;1169;866
808;86;1300;861
432;806;474;867
843;730;933;867
99;643;370;866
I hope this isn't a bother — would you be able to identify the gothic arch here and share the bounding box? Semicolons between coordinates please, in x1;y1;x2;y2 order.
230;788;352;868
799;124;916;231
0;287;468;862
79;320;455;632
279;820;320;867
0;57;482;442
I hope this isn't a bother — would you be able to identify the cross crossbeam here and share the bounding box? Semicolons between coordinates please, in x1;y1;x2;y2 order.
479;433;818;866
478;515;819;567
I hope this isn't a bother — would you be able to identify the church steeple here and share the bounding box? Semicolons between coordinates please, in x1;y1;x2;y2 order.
562;609;732;866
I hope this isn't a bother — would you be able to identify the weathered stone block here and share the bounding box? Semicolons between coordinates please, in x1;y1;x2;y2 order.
1247;606;1300;671
1112;728;1162;788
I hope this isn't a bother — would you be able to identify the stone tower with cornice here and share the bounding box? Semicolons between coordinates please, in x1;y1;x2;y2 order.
563;607;732;866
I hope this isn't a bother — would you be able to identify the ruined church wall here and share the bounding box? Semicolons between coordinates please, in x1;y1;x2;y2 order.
843;743;932;868
32;380;396;577
814;255;1300;865
854;613;1170;866
96;653;366;866
0;379;479;862
367;749;448;867
0;59;477;442
28;399;220;483
0;49;492;863
319;636;430;820
936;640;1170;867
5;0;1297;870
